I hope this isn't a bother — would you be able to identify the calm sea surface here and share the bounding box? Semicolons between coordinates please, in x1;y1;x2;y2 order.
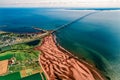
0;8;120;80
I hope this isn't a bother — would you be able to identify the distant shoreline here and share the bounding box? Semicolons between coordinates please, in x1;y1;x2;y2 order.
0;7;120;11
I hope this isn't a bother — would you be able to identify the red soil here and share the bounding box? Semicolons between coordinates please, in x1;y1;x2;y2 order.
35;34;105;80
0;60;8;75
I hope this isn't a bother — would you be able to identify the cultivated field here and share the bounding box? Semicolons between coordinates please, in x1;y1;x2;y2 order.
0;60;8;75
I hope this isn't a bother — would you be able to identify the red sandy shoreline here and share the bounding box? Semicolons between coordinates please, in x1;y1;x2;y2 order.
35;34;105;80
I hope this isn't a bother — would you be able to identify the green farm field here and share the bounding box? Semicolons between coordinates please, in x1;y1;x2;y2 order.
0;39;46;80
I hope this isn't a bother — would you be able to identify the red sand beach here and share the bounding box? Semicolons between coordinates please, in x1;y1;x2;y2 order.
35;34;105;80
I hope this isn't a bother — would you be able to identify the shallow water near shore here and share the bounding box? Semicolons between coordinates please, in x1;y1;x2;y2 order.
0;8;120;80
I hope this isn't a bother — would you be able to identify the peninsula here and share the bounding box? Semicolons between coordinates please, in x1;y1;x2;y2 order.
35;34;105;80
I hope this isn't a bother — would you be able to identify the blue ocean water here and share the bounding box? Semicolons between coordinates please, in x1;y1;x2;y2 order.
0;8;120;80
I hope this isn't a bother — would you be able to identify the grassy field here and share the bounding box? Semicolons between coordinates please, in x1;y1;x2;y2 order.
0;51;14;60
0;50;39;61
11;44;33;50
0;39;46;80
5;49;40;73
22;73;44;80
0;72;21;80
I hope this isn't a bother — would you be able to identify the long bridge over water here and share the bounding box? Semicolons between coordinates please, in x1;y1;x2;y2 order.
51;12;97;33
33;12;97;34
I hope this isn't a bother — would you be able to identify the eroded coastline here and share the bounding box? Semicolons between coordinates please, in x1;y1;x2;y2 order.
35;34;105;80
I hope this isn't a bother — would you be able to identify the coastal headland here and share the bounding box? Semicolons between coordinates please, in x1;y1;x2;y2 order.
35;34;105;80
